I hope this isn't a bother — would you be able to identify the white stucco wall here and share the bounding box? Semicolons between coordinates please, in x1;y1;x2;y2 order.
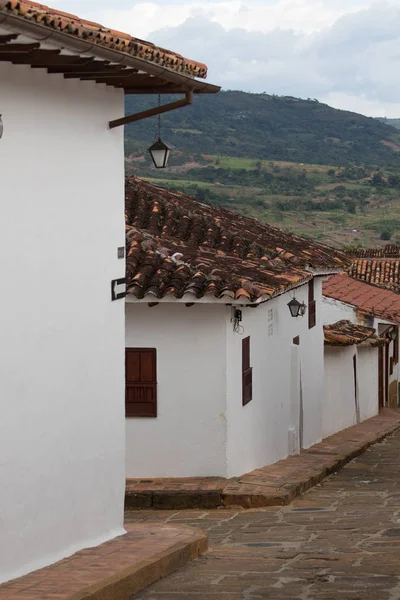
323;346;358;438
0;63;125;583
225;279;325;477
125;279;325;479
357;346;379;421
322;296;357;325
125;303;228;477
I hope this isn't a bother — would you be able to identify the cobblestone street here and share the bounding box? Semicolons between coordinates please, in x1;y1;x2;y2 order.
126;429;400;600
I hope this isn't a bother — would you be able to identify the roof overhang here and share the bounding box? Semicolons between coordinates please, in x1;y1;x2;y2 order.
0;12;220;94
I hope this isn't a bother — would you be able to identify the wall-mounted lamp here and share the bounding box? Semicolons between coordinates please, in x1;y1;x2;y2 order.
388;326;397;341
0;115;3;139
287;297;307;318
147;95;171;169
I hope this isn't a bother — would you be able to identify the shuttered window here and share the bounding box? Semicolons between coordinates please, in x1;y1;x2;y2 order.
125;348;157;417
394;328;399;364
242;336;253;406
308;280;316;329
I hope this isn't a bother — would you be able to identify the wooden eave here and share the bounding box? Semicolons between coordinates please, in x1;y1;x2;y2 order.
0;34;219;94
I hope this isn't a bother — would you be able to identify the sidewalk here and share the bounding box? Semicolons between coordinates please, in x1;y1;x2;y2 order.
126;408;400;510
0;523;207;600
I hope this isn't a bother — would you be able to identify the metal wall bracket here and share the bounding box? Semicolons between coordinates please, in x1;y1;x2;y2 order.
111;277;126;301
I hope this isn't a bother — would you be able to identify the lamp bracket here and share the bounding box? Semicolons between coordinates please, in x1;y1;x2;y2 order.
108;91;193;129
111;277;126;301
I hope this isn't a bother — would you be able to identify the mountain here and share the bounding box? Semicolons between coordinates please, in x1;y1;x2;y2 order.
125;91;400;167
377;117;400;130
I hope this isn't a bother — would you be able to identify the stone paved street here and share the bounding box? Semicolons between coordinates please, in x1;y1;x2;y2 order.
126;429;400;600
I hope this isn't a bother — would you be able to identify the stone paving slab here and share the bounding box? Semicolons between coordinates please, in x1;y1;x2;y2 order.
0;523;208;600
126;427;400;599
126;408;400;510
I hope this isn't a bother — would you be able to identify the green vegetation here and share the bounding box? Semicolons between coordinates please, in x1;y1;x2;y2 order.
125;90;400;248
125;90;400;167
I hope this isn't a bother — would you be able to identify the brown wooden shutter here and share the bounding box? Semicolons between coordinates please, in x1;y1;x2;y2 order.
308;280;316;329
125;348;157;417
394;328;399;364
242;336;253;406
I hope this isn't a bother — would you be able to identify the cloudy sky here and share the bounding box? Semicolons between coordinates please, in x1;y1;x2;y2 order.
52;0;400;117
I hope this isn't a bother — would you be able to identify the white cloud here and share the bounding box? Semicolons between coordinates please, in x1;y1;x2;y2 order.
38;0;400;116
101;0;369;39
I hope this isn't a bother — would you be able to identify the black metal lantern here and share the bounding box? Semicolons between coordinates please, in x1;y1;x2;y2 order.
288;297;306;318
147;95;170;169
388;327;397;341
148;137;171;169
0;115;3;139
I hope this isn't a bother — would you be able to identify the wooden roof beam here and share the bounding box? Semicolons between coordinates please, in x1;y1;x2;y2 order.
9;49;61;64
0;34;19;43
109;90;193;129
0;43;40;53
75;68;139;81
47;58;101;73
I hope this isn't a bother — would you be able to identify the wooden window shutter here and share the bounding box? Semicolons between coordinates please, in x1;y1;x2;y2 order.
308;280;316;329
125;348;157;417
394;328;399;364
242;336;253;406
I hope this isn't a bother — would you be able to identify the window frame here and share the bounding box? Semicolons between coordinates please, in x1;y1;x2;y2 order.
242;336;253;406
125;347;157;418
308;280;316;329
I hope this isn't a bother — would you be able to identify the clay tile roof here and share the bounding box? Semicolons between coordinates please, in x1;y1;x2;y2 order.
323;273;400;324
0;0;207;79
125;177;349;302
346;245;400;258
348;258;400;293
324;320;385;346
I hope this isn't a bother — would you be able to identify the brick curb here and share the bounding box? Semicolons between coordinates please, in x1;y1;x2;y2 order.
125;410;400;510
69;526;208;600
0;524;208;600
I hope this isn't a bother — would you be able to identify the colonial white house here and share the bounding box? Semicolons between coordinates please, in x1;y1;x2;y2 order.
124;178;348;478
0;0;217;585
323;274;400;425
323;319;386;439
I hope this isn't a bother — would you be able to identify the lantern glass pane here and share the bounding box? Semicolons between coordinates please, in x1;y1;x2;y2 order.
150;148;168;168
288;298;300;317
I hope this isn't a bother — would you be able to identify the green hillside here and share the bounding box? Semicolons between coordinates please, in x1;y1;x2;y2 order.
125;91;400;167
124;91;400;249
377;117;400;130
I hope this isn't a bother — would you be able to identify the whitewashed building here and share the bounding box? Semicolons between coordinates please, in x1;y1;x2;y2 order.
323;274;400;413
0;0;217;585
124;178;348;478
322;320;386;438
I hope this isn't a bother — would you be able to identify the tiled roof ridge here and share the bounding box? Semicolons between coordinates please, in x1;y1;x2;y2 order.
125;224;312;301
0;0;207;79
346;245;400;258
127;177;348;269
323;319;385;346
349;258;400;293
125;177;348;302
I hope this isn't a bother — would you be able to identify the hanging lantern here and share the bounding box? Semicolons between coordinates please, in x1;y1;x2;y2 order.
147;95;170;169
288;297;307;318
148;137;171;169
0;115;3;139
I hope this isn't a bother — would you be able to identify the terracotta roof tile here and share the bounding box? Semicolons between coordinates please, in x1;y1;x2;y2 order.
324;320;385;346
126;178;349;302
346;245;400;258
348;258;400;293
323;273;400;324
0;0;207;79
